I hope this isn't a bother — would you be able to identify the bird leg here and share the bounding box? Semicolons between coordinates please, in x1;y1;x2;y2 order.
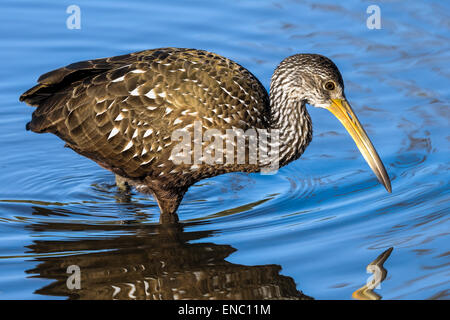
148;184;187;223
159;211;180;224
115;174;130;193
154;193;183;223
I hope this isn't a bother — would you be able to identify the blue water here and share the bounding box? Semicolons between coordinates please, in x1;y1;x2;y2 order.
0;0;448;299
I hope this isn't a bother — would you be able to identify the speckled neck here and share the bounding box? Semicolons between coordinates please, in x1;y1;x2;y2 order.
269;81;313;167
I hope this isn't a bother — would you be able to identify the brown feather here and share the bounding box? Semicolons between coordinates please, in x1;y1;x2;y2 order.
21;48;272;215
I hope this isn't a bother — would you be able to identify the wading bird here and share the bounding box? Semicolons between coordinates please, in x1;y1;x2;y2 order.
20;48;391;222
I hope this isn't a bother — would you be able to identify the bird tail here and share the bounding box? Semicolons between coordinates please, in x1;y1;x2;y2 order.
20;61;111;133
20;51;142;133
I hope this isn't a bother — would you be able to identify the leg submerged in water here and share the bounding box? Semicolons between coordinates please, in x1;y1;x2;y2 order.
115;174;130;193
151;187;187;223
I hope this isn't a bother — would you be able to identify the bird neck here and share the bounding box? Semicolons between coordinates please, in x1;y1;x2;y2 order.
268;92;313;167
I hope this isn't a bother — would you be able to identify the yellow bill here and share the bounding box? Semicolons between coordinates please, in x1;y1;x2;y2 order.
327;99;391;193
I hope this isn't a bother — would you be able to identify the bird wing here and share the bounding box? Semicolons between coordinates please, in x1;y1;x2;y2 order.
20;48;271;179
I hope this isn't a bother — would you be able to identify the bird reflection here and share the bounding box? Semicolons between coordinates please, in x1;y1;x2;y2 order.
24;207;312;300
352;247;393;300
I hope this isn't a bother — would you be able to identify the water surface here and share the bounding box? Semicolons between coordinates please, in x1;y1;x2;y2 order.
0;0;448;299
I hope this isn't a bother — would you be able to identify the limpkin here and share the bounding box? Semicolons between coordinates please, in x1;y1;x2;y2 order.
20;48;391;222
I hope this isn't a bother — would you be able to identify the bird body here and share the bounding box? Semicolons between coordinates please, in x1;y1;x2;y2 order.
21;48;390;221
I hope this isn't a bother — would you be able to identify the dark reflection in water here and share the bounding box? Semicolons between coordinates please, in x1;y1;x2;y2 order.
24;208;311;300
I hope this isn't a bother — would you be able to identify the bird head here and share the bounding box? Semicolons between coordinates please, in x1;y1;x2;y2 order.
272;54;391;193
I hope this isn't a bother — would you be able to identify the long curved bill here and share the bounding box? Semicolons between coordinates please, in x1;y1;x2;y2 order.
327;99;391;193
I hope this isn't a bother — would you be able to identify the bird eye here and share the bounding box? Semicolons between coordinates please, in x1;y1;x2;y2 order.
324;81;336;91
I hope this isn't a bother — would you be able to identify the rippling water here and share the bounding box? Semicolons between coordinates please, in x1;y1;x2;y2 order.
0;0;448;299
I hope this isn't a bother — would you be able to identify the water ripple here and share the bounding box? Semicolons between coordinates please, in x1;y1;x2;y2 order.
0;0;448;300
